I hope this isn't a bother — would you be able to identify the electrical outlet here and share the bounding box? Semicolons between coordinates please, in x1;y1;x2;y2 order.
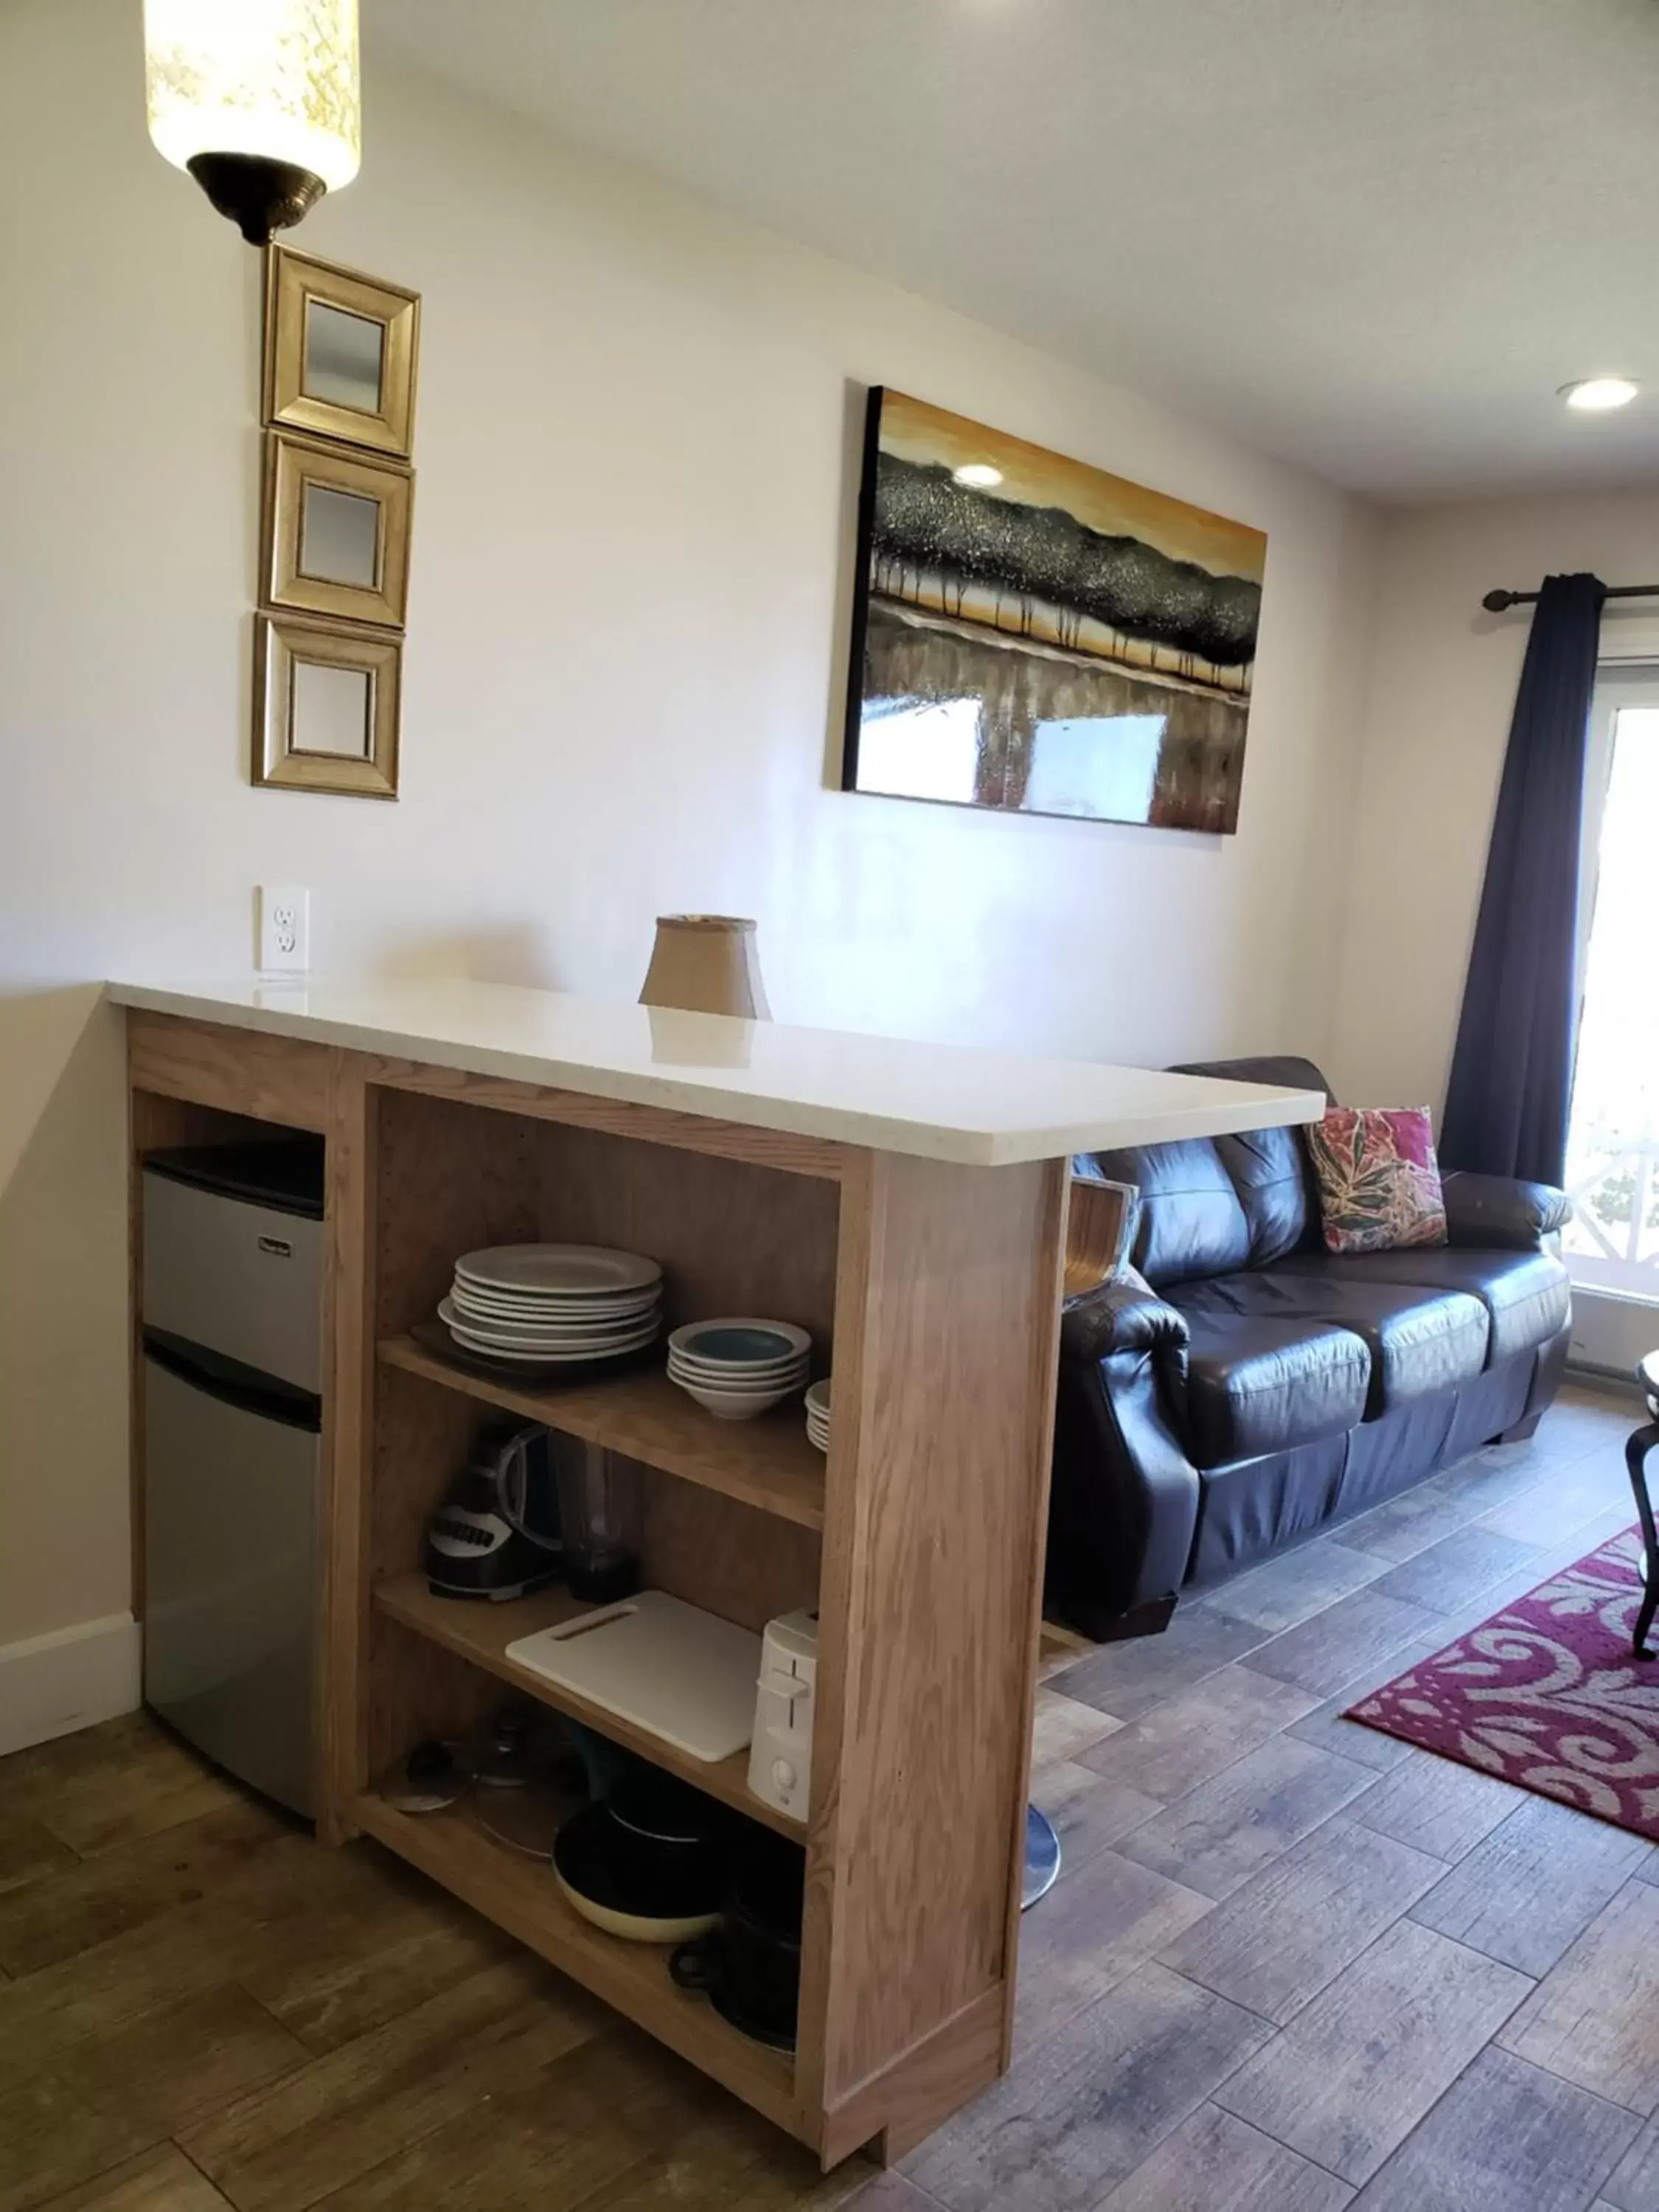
258;886;310;974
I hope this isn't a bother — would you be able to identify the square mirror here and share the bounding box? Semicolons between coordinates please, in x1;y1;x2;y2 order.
291;660;372;757
262;432;411;627
265;247;420;458
303;301;385;413
254;613;400;799
302;485;379;589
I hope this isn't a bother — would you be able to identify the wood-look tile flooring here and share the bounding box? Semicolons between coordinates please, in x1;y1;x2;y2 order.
1;1380;1650;2212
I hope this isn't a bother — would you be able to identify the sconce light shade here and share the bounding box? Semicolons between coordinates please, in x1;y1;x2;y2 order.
639;916;771;1020
144;0;361;246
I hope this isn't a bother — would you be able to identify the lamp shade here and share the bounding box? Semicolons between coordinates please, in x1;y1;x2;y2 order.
145;0;360;242
639;916;771;1020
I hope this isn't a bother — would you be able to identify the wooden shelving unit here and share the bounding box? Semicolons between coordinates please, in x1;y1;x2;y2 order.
378;1333;827;1531
352;1792;801;2138
126;1007;1072;2169
373;1571;804;1840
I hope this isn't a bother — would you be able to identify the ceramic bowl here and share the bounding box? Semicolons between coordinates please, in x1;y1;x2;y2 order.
667;1319;812;1370
668;1355;808;1388
672;1377;807;1421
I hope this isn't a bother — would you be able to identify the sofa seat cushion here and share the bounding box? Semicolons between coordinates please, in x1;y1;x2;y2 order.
1169;1270;1489;1420
1273;1247;1570;1368
1178;1312;1371;1469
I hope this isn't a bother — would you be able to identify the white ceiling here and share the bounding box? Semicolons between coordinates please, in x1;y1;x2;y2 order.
373;0;1659;502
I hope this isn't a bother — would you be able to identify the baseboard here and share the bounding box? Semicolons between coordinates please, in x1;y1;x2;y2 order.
0;1613;141;1757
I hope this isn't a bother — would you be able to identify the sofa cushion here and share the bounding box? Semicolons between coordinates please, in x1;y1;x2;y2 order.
1085;1137;1251;1290
1170;1056;1334;1266
1178;1312;1371;1469
1305;1105;1448;1255
1169;1270;1489;1420
1274;1246;1570;1368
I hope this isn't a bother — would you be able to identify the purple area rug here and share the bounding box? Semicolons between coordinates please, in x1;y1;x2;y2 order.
1346;1526;1659;1840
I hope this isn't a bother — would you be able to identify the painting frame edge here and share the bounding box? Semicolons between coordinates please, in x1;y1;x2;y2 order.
839;383;887;799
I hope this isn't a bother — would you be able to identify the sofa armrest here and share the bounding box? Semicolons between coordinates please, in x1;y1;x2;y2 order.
1046;1268;1199;1640
1062;1265;1190;1371
1441;1170;1572;1250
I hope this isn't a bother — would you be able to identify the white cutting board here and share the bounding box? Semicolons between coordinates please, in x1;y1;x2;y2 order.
505;1590;762;1762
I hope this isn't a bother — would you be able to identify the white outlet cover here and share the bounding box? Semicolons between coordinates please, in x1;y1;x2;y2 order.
258;886;310;974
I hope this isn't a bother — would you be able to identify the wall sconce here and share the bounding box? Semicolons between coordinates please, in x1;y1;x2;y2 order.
144;0;361;246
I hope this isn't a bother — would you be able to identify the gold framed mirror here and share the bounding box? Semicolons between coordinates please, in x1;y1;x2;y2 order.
253;612;400;798
264;246;420;459
263;432;411;628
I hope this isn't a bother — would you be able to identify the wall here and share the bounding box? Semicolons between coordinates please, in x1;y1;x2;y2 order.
0;0;1378;1682
1331;486;1659;1109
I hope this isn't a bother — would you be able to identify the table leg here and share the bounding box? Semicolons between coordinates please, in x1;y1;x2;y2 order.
1626;1421;1659;1659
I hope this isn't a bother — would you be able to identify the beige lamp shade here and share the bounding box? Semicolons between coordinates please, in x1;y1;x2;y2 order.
639;915;771;1020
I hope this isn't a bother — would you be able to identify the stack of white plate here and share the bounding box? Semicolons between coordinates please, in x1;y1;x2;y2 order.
666;1319;811;1421
438;1245;663;1366
804;1378;830;1453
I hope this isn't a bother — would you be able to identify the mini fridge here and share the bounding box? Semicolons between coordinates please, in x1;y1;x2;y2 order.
141;1139;324;1818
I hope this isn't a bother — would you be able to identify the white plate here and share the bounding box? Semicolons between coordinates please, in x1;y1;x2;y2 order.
455;1245;663;1297
439;1297;658;1349
667;1318;812;1366
804;1380;832;1417
449;1281;661;1315
451;1279;660;1312
445;1321;660;1363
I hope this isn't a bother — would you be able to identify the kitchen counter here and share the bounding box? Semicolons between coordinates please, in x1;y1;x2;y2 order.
118;979;1324;2166
107;976;1322;1166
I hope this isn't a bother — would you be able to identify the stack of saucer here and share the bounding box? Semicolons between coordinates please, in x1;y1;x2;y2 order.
438;1245;662;1367
804;1379;830;1454
666;1319;811;1421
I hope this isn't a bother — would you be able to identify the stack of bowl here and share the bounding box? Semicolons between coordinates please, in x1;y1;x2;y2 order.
666;1319;811;1421
804;1379;830;1454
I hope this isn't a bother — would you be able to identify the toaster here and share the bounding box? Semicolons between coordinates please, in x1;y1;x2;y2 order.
748;1609;818;1820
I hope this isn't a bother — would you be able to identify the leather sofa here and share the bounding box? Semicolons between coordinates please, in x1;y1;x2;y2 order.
1046;1055;1574;1641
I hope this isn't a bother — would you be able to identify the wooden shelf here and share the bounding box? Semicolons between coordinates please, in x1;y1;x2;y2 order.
352;1791;804;2145
377;1335;827;1532
373;1571;806;1841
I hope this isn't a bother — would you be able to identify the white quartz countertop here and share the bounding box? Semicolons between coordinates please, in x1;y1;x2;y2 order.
108;977;1324;1167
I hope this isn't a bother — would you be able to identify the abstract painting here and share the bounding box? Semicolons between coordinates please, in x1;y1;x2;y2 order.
841;389;1267;832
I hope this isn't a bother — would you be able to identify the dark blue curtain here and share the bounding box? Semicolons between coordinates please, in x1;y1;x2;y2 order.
1440;571;1607;1184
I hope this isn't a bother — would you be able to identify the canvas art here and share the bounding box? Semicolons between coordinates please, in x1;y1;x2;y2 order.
841;390;1267;832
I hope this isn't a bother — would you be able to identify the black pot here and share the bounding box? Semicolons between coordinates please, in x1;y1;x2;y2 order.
671;1830;804;2050
602;1767;727;1905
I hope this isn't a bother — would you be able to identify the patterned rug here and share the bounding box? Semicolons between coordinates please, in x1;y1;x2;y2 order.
1346;1526;1659;1840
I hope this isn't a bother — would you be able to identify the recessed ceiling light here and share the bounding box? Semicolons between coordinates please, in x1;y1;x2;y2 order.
1559;378;1639;413
953;462;1004;488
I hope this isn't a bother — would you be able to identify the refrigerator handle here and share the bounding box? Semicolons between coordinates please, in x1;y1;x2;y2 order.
143;1326;322;1435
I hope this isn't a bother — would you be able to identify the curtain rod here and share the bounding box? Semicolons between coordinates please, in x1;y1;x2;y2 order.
1481;582;1659;612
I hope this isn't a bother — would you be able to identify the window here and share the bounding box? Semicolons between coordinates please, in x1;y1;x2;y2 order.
1562;664;1659;1301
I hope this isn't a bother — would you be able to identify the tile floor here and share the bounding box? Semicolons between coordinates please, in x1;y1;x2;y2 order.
0;1378;1651;2212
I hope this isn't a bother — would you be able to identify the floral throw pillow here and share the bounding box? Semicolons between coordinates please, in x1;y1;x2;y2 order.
1305;1106;1448;1256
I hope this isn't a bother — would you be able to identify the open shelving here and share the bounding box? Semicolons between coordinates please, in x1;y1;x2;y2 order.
377;1332;827;1531
372;1570;804;1839
352;1791;801;2138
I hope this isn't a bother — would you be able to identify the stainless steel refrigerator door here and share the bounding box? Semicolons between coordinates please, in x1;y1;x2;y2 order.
143;1171;322;1394
144;1354;318;1817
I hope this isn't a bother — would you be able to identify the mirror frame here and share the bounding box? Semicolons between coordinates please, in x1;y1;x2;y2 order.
263;246;420;459
253;612;401;799
262;431;412;628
